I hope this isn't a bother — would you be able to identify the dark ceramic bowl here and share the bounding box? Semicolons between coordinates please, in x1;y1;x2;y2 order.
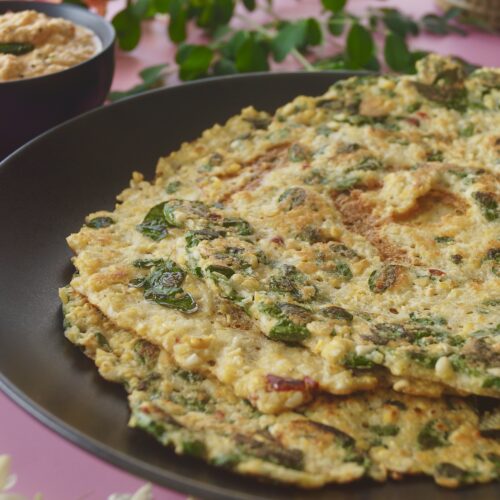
0;1;115;159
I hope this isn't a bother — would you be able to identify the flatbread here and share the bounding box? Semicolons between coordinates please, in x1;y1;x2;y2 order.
67;55;499;416
60;286;500;488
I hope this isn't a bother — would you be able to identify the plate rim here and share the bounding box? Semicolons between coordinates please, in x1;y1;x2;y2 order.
0;69;368;167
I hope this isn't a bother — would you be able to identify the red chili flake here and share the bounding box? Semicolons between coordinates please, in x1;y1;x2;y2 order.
303;376;319;392
266;374;317;393
389;308;398;314
301;163;311;170
266;374;304;391
208;213;222;221
214;410;225;420
405;117;420;127
417;111;428;119
270;236;284;246
429;268;446;276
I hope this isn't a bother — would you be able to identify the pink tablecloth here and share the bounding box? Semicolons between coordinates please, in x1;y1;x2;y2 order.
1;1;499;498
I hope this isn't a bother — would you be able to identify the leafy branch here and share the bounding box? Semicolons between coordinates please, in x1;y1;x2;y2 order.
86;0;475;101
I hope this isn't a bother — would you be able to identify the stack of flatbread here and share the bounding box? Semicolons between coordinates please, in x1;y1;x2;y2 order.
60;54;500;488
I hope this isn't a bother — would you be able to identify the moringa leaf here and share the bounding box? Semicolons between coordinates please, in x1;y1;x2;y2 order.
185;228;225;248
472;192;499;221
195;0;235;31
222;217;254;235
384;33;412;72
94;332;111;351
418;420;449;449
278;187;306;210
145;288;198;312
414;67;467;111
321;306;353;322
370;424;400;437
132;0;152;19
165;180;182;194
137;202;169;241
154;0;170;13
305;18;323;46
242;0;256;11
368;265;399;293
168;0;188;43
213;57;238;75
176;44;214;80
421;11;466;36
328;12;346;36
331;261;353;281
382;8;419;37
85;216;114;228
108;64;168;102
133;258;165;268
132;259;198;313
271;21;307;62
343;353;374;369
269;319;310;344
271;18;322;62
182;439;206;457
321;0;347;13
112;7;141;51
206;264;235;279
236;34;269;72
346;23;374;69
0;42;35;55
220;30;248;59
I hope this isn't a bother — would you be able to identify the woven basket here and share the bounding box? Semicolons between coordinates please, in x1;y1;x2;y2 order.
436;0;500;30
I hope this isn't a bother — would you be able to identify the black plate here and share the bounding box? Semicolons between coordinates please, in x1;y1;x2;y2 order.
0;73;498;500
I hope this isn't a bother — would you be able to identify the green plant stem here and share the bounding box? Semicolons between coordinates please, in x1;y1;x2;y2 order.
290;48;315;71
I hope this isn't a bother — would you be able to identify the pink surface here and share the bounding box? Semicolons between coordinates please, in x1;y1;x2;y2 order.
1;1;500;499
0;392;184;499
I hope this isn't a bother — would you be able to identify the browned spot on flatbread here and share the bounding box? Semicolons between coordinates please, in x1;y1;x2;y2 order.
333;189;407;262
219;144;289;203
217;299;253;330
393;189;466;224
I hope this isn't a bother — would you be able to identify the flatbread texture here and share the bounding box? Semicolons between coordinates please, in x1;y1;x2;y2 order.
62;54;500;487
61;286;500;488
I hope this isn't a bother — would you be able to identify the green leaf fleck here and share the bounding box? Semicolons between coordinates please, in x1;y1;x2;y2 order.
368;265;399;294
269;319;310;344
86;216;114;229
182;440;206;457
165;180;182;194
343;353;374;369
472;192;498;221
137;202;169;241
0;42;35;55
418;420;449;450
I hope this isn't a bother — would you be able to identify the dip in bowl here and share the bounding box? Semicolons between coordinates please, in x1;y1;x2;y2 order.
0;1;115;159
